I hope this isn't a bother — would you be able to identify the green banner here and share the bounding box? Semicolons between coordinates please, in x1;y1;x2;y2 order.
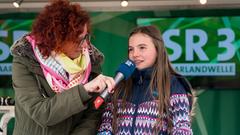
0;20;32;75
137;17;240;89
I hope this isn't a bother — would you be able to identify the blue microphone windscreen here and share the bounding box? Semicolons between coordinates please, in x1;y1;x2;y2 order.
116;59;136;80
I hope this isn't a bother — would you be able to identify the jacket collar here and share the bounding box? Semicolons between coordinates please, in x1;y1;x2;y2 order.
132;67;153;83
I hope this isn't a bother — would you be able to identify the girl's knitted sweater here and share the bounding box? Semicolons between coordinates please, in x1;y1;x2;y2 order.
98;68;193;135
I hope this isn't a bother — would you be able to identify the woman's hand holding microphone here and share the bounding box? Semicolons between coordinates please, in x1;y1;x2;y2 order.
83;74;115;93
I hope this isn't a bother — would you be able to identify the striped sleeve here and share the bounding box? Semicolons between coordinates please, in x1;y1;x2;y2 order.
98;102;114;135
170;76;193;135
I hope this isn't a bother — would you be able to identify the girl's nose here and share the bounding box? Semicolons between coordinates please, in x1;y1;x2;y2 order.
132;50;140;57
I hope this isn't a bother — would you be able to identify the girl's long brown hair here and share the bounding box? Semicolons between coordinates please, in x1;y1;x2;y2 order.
112;25;179;134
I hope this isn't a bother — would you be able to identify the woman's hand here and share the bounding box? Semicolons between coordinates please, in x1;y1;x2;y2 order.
83;74;115;93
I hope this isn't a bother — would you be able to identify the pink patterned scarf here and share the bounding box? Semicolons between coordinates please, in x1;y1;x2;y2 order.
26;36;91;93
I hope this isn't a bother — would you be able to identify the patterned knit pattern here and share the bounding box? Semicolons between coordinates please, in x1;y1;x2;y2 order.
99;68;193;135
98;94;192;135
170;94;192;135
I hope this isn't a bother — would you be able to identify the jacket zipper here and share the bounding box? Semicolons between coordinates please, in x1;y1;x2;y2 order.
130;75;143;134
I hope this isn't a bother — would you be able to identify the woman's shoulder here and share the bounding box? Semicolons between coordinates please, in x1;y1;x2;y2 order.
11;34;41;73
10;33;34;59
10;34;36;61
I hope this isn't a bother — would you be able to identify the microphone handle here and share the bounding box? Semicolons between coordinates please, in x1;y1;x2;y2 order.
100;89;109;99
113;72;125;84
93;90;109;109
94;72;124;109
94;96;104;109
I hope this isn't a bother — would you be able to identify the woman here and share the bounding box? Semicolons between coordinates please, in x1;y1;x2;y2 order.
11;0;115;134
98;25;193;135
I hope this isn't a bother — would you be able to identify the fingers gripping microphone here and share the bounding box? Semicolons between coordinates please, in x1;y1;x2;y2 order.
94;59;136;109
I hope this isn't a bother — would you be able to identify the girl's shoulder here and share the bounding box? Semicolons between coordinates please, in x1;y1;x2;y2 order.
170;75;192;95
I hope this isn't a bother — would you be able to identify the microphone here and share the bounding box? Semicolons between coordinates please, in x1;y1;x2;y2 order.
94;59;136;109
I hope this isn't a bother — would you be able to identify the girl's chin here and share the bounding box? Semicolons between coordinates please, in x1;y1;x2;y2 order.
136;66;144;70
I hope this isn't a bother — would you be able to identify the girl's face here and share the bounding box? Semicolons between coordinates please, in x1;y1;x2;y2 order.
128;33;157;70
62;25;89;59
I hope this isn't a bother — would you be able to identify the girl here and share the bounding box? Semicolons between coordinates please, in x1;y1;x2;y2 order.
98;25;193;135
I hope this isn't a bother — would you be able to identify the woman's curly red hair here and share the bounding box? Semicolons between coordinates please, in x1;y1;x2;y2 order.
31;0;90;57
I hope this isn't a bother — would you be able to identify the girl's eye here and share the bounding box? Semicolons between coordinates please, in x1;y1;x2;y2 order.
140;46;146;50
